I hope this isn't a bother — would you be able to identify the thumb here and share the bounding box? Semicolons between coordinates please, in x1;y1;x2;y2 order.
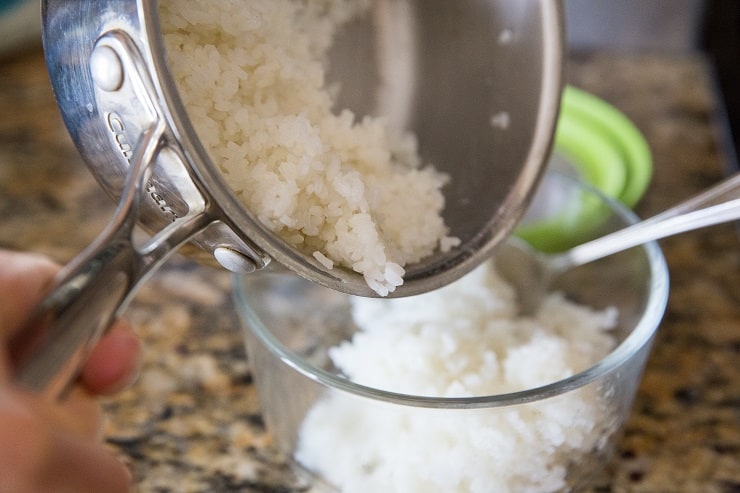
0;387;132;493
0;250;59;384
0;249;59;340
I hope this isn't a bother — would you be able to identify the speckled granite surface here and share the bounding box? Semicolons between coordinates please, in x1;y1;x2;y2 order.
0;47;737;492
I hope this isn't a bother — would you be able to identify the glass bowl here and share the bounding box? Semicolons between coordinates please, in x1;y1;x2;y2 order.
233;171;670;493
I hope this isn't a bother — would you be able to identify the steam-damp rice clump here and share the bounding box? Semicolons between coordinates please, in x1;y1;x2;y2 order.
159;0;459;295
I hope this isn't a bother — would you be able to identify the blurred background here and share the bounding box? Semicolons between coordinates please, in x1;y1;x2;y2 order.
565;0;739;176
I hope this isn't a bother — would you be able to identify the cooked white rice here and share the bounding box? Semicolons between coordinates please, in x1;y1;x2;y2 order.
160;0;458;296
296;260;619;493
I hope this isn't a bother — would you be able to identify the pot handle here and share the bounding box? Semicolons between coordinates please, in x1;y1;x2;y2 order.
8;122;214;398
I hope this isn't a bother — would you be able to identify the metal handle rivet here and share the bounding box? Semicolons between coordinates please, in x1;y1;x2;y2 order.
90;45;124;92
214;247;258;274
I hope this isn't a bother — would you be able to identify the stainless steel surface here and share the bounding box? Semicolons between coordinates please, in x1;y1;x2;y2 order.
498;172;740;313
14;0;564;395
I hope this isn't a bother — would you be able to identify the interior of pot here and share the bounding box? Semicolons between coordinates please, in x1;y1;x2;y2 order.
312;0;566;288
327;1;563;246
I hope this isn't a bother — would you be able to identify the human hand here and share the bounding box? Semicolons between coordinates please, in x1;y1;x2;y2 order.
0;249;142;493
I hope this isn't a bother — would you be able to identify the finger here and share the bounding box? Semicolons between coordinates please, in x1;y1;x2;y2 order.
52;387;105;440
0;388;132;493
80;319;143;396
10;387;104;442
0;388;50;493
39;430;133;493
0;249;59;339
0;250;59;384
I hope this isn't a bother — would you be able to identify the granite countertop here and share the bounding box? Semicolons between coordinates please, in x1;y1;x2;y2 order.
1;47;738;493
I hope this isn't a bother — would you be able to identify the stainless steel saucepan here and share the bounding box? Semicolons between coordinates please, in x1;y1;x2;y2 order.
12;0;564;396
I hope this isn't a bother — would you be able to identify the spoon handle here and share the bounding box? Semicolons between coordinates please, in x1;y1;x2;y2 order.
644;172;740;223
552;173;740;271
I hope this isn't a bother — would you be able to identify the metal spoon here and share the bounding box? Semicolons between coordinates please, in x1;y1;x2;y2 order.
495;173;740;314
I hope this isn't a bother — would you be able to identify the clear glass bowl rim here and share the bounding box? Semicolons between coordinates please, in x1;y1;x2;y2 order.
233;173;670;409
